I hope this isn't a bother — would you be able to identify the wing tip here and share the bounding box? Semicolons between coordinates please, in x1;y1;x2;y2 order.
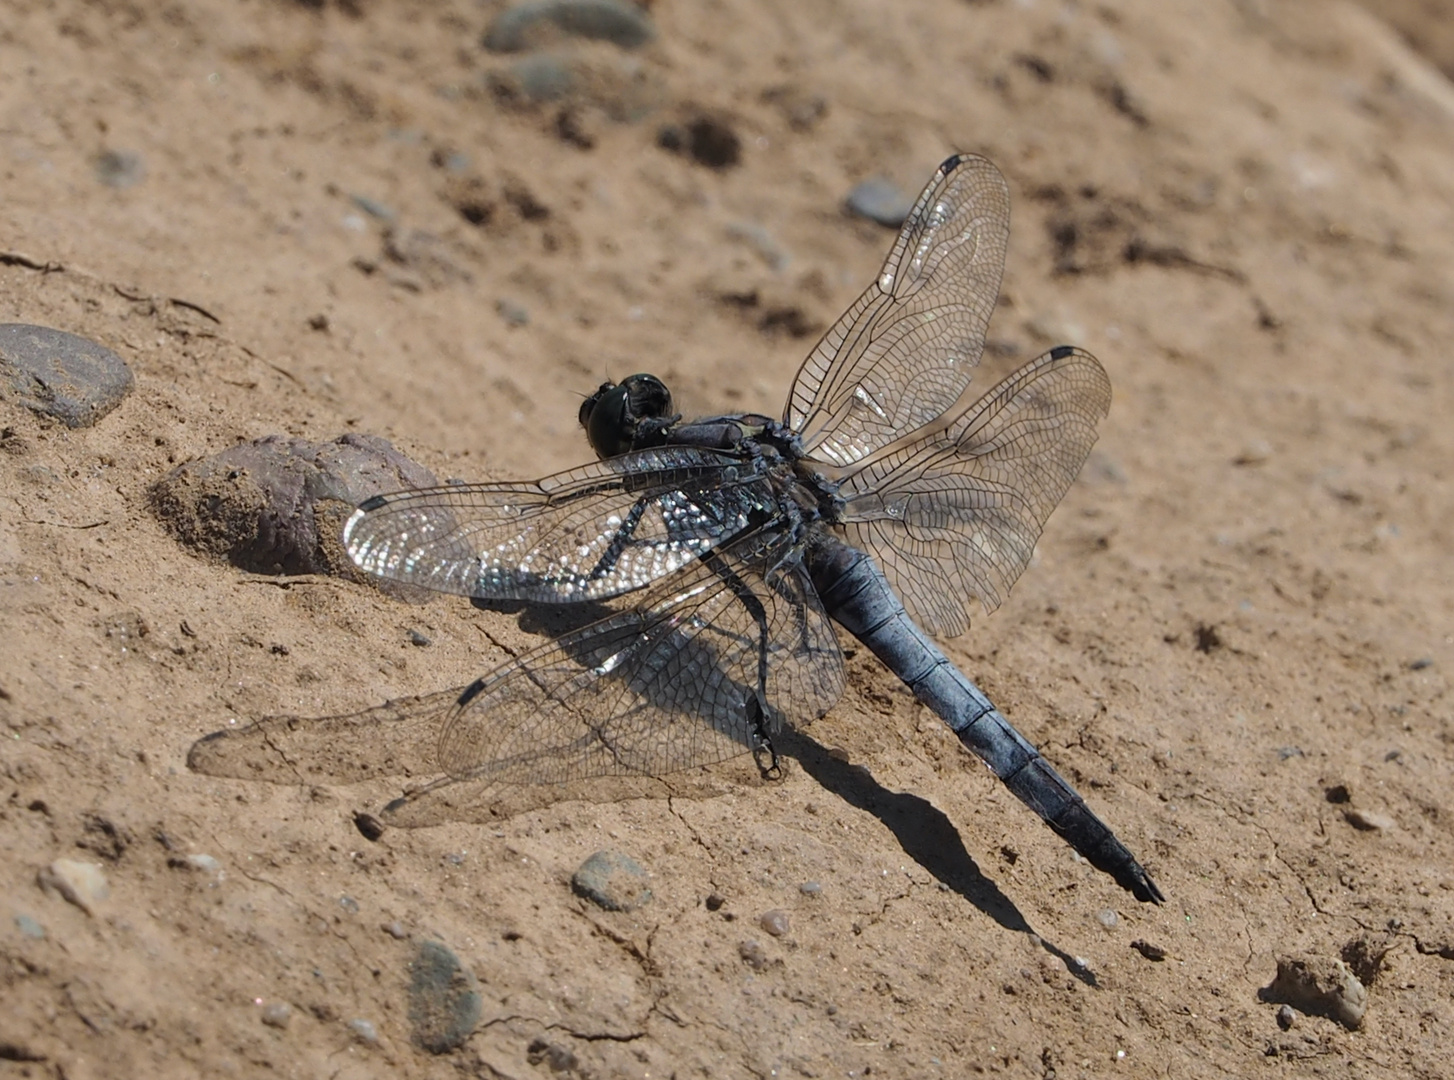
185;728;229;773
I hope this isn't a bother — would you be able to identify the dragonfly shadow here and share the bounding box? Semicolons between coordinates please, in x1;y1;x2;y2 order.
779;726;1100;988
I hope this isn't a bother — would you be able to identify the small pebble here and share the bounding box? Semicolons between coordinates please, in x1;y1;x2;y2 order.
94;149;145;189
339;895;360;914
571;850;652;912
1408;657;1433;671
495;298;530;327
0;323;135;428
1096;908;1119;929
1276;1004;1296;1030
407;629;432;647
382;921;408;940
13;914;45;940
408;940;483;1054
261;1002;293;1029
759;909;790;937
738;939;770;970
350;193;396;221
1344;808;1395;832
705;892;727;912
798;881;821;896
483;0;655;52
846;176;914;227
184;853;221;872
37;858;110;916
348;1018;379;1045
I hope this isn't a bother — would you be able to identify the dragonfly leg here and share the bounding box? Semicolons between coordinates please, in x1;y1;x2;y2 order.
748;698;782;778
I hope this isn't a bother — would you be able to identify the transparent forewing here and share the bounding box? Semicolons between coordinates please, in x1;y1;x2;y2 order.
786;154;1011;467
344;446;775;603
382;532;846;827
836;347;1110;637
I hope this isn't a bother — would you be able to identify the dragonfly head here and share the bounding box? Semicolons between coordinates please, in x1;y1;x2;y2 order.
579;373;675;458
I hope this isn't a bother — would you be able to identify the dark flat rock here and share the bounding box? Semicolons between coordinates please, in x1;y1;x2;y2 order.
0;323;134;428
483;0;655;53
150;433;436;576
408;941;483;1054
571;849;652;911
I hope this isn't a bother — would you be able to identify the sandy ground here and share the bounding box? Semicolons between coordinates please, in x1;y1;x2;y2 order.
3;0;1454;1077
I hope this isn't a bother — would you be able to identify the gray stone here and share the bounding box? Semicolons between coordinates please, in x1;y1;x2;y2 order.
183;853;220;872
738;938;770;970
484;0;655;53
149;433;436;577
261;1002;293;1029
348;1018;380;1045
408;941;483;1054
570;849;652;911
758;909;790;937
509;54;575;102
846;177;914;227
0;324;134;428
94;149;145;189
13;913;45;939
495;298;531;327
350;193;396;221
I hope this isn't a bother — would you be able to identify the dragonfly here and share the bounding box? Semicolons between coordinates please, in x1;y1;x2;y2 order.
191;154;1162;903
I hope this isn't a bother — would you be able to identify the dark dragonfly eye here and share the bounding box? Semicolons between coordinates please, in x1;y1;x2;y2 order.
579;373;673;458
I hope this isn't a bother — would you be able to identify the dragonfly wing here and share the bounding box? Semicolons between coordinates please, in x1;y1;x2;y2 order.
383;533;846;827
186;689;457;785
836;347;1111;637
785;154;1011;466
344;446;772;603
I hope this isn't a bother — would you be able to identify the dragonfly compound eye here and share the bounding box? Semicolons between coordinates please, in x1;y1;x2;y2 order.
582;373;673;459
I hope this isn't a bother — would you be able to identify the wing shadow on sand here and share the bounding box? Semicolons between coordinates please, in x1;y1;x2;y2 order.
188;664;1095;985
